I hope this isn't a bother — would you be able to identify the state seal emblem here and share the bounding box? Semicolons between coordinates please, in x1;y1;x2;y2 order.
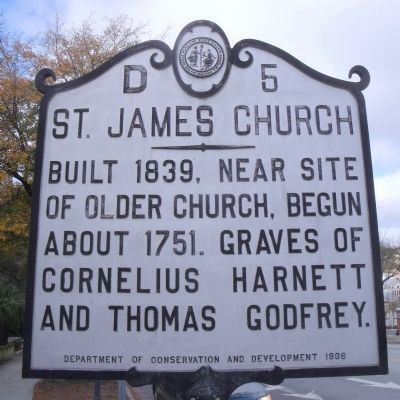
179;37;224;78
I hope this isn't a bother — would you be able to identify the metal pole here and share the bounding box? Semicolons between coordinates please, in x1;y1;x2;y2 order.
118;380;127;400
94;380;101;400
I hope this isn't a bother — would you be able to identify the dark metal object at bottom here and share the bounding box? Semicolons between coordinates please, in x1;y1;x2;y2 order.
127;366;284;400
93;380;101;400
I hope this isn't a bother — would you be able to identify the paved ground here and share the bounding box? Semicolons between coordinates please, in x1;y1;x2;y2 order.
387;333;400;344
0;351;37;400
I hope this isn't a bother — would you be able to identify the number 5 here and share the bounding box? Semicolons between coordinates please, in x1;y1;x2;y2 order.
261;64;278;92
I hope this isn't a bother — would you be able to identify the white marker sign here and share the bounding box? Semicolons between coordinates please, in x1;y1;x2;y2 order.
23;21;387;379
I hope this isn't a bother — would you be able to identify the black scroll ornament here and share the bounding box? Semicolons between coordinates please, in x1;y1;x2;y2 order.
127;365;284;400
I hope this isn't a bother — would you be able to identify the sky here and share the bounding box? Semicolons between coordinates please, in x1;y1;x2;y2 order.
1;0;399;241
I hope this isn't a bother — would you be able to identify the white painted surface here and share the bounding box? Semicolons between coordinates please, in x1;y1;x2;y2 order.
28;25;381;374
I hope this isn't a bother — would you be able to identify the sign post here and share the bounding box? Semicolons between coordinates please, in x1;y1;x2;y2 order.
23;20;387;392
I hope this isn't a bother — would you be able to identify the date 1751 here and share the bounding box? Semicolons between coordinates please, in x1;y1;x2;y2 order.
146;230;198;256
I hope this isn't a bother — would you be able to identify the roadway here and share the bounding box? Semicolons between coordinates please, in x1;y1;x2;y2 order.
254;343;400;400
0;351;37;400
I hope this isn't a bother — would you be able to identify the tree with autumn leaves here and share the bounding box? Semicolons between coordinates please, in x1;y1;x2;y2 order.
0;14;147;343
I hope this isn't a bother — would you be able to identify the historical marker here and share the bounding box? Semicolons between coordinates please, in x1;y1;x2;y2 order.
23;20;387;379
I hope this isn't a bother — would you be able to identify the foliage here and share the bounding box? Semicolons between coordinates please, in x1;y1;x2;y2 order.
0;154;31;289
381;240;400;283
41;14;146;81
0;29;39;198
0;15;146;200
0;15;148;285
0;275;24;336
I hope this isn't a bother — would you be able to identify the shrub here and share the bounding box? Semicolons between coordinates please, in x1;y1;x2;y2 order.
0;276;24;345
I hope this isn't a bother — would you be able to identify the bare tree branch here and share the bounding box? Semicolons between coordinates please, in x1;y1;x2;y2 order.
381;240;400;283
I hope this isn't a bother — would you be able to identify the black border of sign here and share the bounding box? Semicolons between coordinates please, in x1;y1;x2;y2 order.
23;20;388;380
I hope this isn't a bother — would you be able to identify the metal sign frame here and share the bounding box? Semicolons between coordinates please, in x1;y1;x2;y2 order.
23;20;387;380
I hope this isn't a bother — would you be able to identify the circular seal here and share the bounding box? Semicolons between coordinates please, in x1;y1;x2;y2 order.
179;37;224;78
